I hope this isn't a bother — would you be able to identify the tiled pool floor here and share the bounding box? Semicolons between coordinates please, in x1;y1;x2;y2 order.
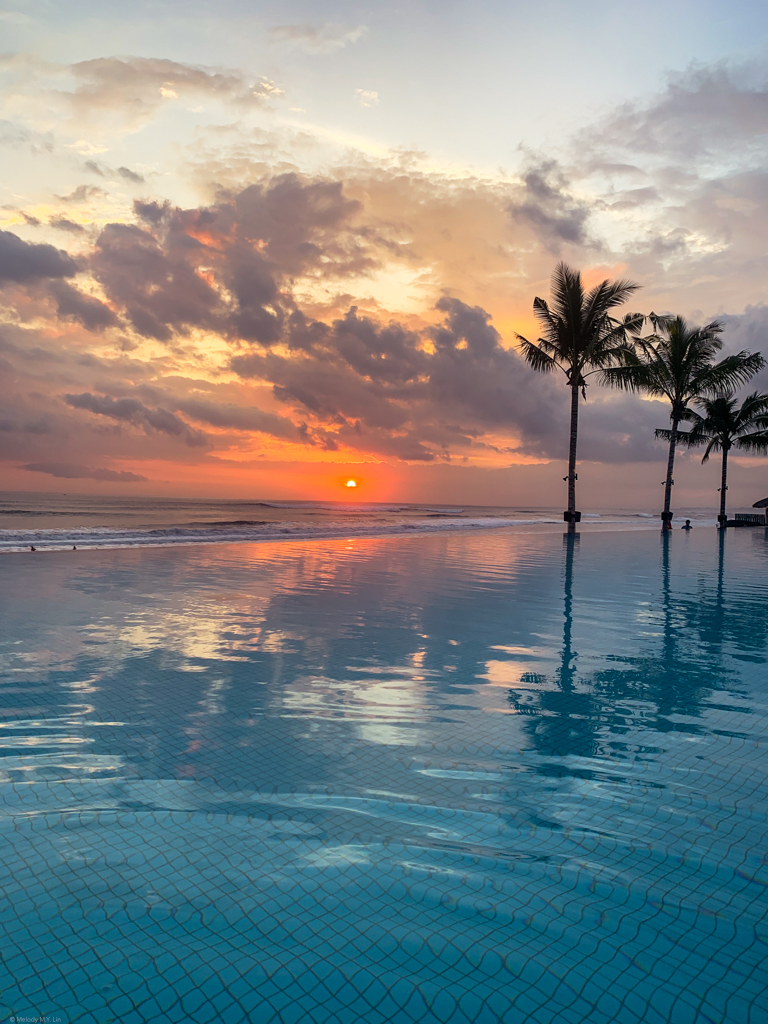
1;528;767;1022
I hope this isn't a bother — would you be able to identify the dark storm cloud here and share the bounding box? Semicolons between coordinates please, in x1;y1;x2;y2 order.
0;230;77;282
64;392;207;447
21;462;148;482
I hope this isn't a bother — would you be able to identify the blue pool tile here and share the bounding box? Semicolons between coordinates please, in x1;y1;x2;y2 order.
1;530;767;1023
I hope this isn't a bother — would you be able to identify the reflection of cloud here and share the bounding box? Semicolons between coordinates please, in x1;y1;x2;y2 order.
279;671;432;746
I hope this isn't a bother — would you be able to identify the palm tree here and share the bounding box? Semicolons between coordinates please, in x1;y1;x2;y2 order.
662;391;768;524
602;316;764;529
517;263;642;532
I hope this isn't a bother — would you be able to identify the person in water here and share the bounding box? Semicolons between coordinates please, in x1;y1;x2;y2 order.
682;520;692;530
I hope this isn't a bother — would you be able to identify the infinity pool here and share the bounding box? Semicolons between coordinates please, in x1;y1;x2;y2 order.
1;527;766;1023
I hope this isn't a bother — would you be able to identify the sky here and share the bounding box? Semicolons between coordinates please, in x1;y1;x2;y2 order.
3;0;768;507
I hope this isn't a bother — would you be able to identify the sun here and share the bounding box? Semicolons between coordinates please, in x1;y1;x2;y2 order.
345;479;357;488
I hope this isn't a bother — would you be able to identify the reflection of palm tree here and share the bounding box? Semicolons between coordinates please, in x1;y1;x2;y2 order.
663;391;768;524
593;534;749;726
508;532;746;758
510;533;605;759
680;529;768;660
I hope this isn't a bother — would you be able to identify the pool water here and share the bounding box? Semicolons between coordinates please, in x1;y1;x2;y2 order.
1;527;766;1023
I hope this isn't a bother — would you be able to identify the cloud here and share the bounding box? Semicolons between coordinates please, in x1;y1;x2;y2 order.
1;161;666;469
173;397;297;438
88;175;368;345
67;56;283;129
63;392;207;447
49;217;85;233
509;161;592;250
57;184;104;203
231;298;562;463
270;23;366;54
117;166;144;183
586;65;768;164
0;54;284;140
10;67;768;490
0;230;77;282
83;161;145;183
90;221;222;342
0;119;53;153
355;89;379;108
49;281;118;331
21;462;147;481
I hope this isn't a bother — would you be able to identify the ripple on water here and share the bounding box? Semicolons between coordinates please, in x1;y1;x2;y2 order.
0;528;766;1023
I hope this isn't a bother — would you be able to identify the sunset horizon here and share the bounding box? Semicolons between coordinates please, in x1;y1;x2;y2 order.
3;1;768;511
2;6;768;1023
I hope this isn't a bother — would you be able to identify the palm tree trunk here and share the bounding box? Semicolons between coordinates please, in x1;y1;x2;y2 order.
719;445;729;524
662;417;678;530
566;383;579;534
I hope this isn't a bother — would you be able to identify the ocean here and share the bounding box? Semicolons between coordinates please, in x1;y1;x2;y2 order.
0;491;729;552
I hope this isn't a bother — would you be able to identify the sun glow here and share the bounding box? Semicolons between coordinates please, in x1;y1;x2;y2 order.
346;479;357;488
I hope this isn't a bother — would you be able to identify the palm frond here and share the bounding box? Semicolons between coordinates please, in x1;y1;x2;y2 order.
735;430;768;454
655;427;700;446
734;391;768;426
600;361;652;391
694;351;765;397
700;437;719;463
517;337;560;374
582;279;640;334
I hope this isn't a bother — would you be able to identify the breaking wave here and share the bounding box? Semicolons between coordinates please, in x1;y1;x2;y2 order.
0;516;559;553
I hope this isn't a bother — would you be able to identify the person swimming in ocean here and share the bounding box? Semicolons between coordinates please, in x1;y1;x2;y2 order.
30;545;36;551
682;520;692;530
